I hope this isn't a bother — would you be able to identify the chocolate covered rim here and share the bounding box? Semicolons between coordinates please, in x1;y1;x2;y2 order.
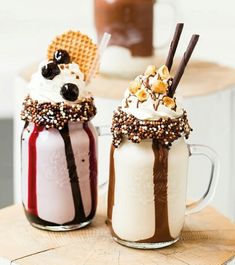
111;107;192;148
21;95;96;130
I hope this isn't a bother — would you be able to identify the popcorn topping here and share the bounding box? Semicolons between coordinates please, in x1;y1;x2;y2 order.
128;80;141;95
123;64;175;111
144;65;157;76
163;96;176;109
136;89;148;102
158;65;171;80
151;80;168;94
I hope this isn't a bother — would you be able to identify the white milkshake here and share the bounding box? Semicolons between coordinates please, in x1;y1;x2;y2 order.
108;64;192;248
112;137;189;242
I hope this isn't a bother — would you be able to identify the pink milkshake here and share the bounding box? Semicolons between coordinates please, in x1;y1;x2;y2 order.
21;31;99;230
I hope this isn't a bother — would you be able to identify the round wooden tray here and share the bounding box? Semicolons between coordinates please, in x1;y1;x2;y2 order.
0;198;234;265
87;59;235;100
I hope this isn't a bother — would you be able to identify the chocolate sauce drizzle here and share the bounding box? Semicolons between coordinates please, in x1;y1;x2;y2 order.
83;123;98;219
108;107;191;243
59;124;86;223
23;122;97;227
138;140;173;243
108;141;173;243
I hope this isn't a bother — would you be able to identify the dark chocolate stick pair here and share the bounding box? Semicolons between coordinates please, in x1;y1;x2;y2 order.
165;23;199;98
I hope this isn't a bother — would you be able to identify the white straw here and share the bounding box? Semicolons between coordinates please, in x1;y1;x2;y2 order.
86;32;111;84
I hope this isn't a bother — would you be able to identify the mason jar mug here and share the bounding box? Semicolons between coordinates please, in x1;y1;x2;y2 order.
107;137;219;249
21;121;98;231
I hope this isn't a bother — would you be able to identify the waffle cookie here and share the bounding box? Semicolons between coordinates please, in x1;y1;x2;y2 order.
47;31;98;81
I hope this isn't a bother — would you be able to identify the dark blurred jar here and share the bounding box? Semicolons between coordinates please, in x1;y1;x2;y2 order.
95;0;155;57
94;0;177;77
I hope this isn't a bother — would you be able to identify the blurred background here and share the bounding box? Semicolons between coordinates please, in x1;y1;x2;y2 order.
0;0;235;220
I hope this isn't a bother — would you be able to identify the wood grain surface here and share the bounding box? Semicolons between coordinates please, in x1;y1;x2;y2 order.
19;59;235;100
0;197;234;265
87;60;235;100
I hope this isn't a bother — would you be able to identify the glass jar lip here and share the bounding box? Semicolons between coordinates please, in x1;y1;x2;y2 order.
121;136;186;143
26;120;91;130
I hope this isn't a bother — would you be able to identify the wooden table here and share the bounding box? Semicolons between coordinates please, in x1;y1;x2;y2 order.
0;197;234;265
11;59;235;265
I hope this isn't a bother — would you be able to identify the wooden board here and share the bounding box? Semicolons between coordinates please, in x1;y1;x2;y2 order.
87;60;235;100
19;59;235;100
0;197;234;265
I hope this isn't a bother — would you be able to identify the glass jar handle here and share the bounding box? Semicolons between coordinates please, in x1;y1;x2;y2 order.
185;144;220;215
95;125;111;137
95;125;111;195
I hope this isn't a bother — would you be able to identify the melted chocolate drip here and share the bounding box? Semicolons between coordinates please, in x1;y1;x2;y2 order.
138;140;173;243
108;140;173;243
83;123;98;220
24;207;64;227
59;124;86;223
23;122;97;227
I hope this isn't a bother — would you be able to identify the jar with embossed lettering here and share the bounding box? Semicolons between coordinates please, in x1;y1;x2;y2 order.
21;120;97;231
107;64;220;249
21;31;99;231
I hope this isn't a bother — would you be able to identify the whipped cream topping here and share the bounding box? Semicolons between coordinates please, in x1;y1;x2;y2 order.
122;65;184;120
29;60;88;104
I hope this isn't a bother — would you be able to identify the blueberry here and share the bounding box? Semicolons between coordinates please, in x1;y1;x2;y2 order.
60;83;79;101
53;49;70;64
41;62;60;80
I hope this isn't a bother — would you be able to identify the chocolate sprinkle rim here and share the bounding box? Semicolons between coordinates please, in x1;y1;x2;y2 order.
21;95;96;130
111;107;192;148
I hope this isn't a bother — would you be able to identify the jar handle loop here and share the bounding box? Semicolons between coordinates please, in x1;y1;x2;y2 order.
185;144;220;215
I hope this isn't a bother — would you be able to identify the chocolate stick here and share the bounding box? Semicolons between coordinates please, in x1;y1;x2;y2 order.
169;34;199;97
165;23;184;71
